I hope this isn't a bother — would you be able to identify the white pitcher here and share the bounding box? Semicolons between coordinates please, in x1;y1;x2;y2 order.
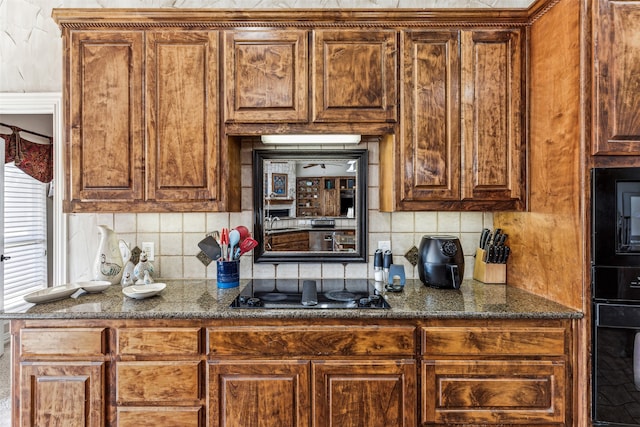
93;225;125;284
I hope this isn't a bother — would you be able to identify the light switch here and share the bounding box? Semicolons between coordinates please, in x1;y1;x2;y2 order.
141;242;155;261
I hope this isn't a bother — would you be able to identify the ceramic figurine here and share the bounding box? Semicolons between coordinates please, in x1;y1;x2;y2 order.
119;241;135;286
133;250;154;283
121;272;134;287
93;225;124;284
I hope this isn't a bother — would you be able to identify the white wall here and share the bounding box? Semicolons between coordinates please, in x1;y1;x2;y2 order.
1;0;533;92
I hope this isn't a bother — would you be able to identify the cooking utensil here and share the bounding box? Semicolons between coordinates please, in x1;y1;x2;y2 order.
198;235;222;261
220;228;230;260
228;229;241;261
239;238;258;255
234;225;250;242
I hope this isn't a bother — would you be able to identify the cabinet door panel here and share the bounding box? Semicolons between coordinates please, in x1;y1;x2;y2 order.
116;361;202;404
19;361;105;427
461;30;524;203
146;31;219;203
400;30;460;202
594;0;640;154
312;360;416;427
209;360;310;427
69;31;144;204
224;30;308;123
117;406;203;427
313;30;397;123
422;360;565;425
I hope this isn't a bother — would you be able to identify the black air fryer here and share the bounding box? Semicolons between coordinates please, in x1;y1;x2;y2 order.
418;235;464;289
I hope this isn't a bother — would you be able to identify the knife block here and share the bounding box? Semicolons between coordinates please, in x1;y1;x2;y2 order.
473;248;506;284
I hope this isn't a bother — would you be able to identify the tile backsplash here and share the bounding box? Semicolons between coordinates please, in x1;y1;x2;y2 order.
67;139;492;283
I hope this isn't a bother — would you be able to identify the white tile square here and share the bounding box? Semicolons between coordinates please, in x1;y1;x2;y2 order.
184;233;204;256
137;213;160;233
369;211;391;233
414;212;438;233
160;233;183;256
391;212;414;232
206;213;230;234
368;187;379;210
253;263;276;279
321;263;345;278
391;232;416;259
276;264;299;278
299;263;322;278
184;256;207;279
460;212;484;232
345;262;367;279
368;164;379;188
437;212;461;232
183;213;206;233
113;214;135;233
483;212;494;228
96;213;114;230
161;256;183;278
161;213;183;232
136;233;159;255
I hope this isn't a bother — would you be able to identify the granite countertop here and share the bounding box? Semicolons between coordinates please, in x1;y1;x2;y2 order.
0;279;582;320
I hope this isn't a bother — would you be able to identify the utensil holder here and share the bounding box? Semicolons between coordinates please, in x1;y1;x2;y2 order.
473;248;506;284
216;260;240;288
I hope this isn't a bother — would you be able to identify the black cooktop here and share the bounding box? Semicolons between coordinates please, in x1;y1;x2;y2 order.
230;278;390;309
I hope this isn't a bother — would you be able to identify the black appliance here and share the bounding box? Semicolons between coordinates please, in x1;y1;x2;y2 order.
230;278;390;309
417;235;464;289
592;167;640;426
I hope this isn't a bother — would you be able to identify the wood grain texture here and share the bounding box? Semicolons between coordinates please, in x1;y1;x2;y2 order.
312;29;397;123
19;361;105;427
422;360;565;424
208;325;416;357
209;360;310;427
224;30;308;123
146;31;219;203
400;30;461;203
69;31;144;205
20;327;107;358
116;361;203;403
312;360;416;427
117;406;203;427
594;0;640;154
494;0;583;310
116;327;201;357
461;29;524;204
422;326;567;357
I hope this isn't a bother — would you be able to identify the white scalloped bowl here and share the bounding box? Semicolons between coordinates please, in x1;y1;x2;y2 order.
76;280;112;293
122;283;166;300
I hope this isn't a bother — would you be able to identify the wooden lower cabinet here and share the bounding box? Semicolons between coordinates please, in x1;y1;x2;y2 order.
209;360;310;427
312;360;416;427
19;361;105;427
11;319;572;426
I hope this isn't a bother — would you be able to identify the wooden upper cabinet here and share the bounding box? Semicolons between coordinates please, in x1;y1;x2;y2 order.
461;29;524;207
400;30;461;204
146;31;219;205
223;30;309;123
312;29;398;123
68;31;144;209
594;0;640;154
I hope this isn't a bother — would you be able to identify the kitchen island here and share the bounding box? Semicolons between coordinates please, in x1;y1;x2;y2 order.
3;279;581;426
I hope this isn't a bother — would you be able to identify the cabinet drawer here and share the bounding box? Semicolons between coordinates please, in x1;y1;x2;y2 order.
117;406;203;427
209;325;415;357
116;361;202;403
117;327;201;357
20;328;107;357
421;326;567;357
422;360;566;425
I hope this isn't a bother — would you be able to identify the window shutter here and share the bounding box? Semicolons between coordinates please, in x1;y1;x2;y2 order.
4;163;47;312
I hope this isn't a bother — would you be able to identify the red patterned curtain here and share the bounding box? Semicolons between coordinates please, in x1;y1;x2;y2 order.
0;125;53;183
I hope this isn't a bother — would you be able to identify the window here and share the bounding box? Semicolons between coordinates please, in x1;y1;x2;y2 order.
3;162;47;312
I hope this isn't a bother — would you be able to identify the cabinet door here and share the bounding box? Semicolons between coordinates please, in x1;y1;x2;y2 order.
461;30;524;206
594;0;640;154
19;361;105;427
422;360;566;425
223;30;308;123
209;360;310;427
312;30;397;123
312;360;416;427
400;30;460;204
146;31;219;205
68;31;144;208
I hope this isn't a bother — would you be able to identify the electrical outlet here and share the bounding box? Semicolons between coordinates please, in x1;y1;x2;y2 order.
141;242;155;261
378;240;391;252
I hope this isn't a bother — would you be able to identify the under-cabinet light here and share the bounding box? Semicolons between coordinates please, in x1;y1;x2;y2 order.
260;134;361;145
